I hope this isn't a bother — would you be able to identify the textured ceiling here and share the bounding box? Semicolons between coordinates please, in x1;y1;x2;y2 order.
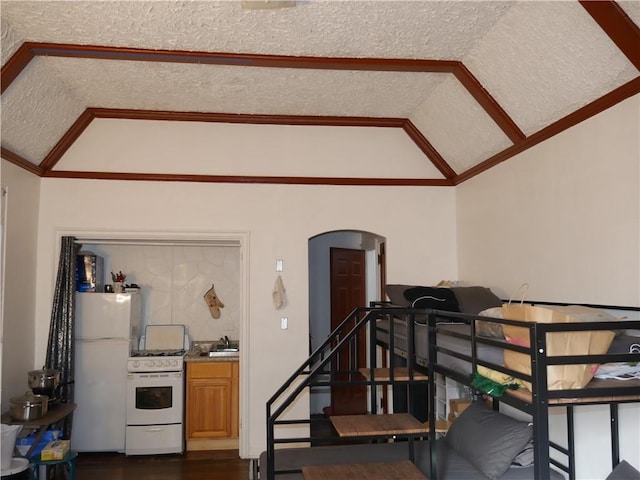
1;0;639;185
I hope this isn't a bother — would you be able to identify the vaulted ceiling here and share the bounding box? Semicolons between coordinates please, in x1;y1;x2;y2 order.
1;1;639;186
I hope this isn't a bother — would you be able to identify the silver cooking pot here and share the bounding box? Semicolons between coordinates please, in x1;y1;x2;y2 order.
27;367;60;391
9;391;49;421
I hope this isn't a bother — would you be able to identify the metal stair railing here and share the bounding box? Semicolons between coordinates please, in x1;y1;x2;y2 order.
264;304;425;480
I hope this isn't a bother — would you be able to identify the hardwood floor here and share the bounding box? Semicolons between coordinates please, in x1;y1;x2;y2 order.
72;419;331;479
75;450;250;480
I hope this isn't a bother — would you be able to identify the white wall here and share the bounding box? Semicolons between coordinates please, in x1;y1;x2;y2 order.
457;94;640;305
0;160;40;411
456;94;640;478
32;178;456;457
78;243;241;343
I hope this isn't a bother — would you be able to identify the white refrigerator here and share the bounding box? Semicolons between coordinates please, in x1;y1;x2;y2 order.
71;292;142;452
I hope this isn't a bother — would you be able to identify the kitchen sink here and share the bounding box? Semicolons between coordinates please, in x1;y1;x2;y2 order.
193;340;239;357
202;350;239;357
214;344;238;352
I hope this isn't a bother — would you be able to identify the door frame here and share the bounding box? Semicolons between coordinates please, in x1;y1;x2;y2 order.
307;230;386;415
55;228;251;457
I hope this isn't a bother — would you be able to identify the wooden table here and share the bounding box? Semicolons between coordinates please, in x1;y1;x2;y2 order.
330;413;428;437
302;460;427;480
1;403;76;458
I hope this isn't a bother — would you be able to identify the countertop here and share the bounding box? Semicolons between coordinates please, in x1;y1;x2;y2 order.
185;353;239;363
184;345;239;362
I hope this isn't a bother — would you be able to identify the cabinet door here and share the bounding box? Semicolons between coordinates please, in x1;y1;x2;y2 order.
187;377;232;438
231;361;239;437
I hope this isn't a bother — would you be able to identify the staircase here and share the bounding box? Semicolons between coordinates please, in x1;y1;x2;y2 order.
264;305;435;479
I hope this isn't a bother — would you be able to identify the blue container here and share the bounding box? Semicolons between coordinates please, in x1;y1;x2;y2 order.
76;251;104;293
15;430;62;458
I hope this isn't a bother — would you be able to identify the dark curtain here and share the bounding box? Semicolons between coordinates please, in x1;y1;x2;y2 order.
45;236;78;437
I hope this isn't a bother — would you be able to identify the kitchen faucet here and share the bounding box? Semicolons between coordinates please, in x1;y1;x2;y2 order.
220;336;231;348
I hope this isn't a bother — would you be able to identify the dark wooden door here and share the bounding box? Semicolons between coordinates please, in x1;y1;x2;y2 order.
330;247;367;415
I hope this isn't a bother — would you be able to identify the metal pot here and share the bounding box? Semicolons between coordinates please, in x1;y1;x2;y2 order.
9;391;49;421
27;367;60;391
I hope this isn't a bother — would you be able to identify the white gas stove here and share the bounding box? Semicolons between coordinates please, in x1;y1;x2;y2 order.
125;325;189;456
128;350;185;373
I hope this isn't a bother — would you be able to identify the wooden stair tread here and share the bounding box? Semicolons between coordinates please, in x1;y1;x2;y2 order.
330;413;428;437
358;367;428;381
302;460;426;480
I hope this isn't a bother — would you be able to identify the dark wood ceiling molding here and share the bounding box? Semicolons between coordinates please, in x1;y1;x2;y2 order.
26;42;461;72
402;121;456;179
580;1;640;71
43;108;450;185
454;75;640;184
3;43;518;142
84;109;455;180
88;108;406;127
453;64;525;143
39;109;97;170
0;146;45;176
43;170;454;187
0;43;36;94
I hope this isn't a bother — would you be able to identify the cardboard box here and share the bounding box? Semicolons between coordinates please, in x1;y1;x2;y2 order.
16;430;62;457
40;440;70;461
448;399;471;423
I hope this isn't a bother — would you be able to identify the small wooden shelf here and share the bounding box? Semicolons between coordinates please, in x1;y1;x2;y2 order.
302;460;426;480
506;378;640;405
330;413;428;437
358;367;428;381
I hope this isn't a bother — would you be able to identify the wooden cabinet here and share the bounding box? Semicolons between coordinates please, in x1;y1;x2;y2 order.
186;361;239;450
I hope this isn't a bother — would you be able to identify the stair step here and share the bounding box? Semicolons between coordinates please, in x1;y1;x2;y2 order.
358;367;428;381
302;460;426;480
330;413;428;437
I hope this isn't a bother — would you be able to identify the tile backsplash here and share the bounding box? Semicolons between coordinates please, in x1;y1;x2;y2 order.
82;244;240;343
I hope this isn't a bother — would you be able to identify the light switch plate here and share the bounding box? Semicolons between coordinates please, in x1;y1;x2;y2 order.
280;317;288;329
276;259;283;272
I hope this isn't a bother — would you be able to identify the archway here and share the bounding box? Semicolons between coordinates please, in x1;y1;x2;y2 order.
307;229;386;416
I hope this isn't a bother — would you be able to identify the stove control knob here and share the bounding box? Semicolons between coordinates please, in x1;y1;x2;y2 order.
171;360;178;367
133;360;140;368
163;360;170;367
146;360;154;368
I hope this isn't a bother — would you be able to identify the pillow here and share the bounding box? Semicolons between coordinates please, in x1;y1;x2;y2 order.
511;439;534;467
403;286;460;312
445;400;533;479
605;460;640;480
384;284;415;307
450;286;502;314
476;307;505;338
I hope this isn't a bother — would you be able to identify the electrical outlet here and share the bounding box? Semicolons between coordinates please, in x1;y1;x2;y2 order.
280;317;288;329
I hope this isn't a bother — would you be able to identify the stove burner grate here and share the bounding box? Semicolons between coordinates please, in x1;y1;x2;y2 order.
130;349;186;357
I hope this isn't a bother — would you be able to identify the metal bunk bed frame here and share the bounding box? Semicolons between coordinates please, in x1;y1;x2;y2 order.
420;304;640;480
262;302;639;479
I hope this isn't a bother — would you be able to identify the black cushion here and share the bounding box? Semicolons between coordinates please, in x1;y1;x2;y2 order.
607;334;640;354
403;286;460;312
